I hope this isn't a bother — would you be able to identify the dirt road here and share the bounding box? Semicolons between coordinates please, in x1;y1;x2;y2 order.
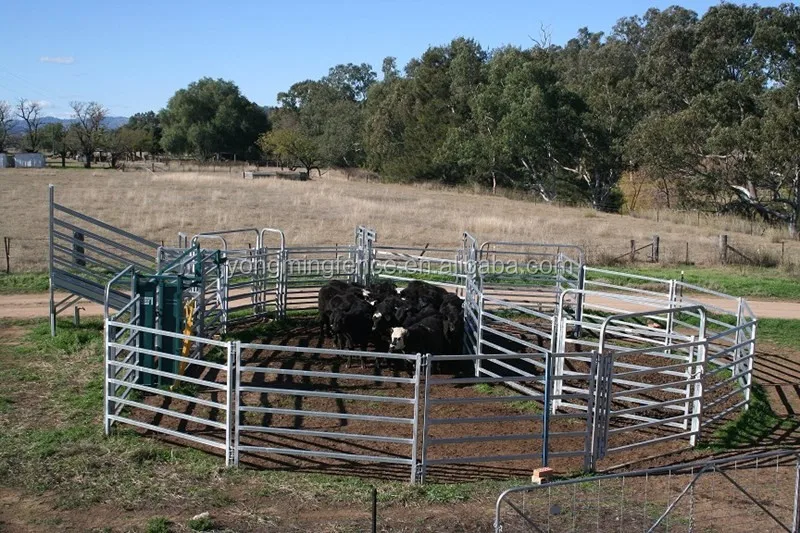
1;291;797;320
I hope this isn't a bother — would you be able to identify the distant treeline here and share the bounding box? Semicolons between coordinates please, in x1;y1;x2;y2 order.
264;3;800;236
2;3;798;235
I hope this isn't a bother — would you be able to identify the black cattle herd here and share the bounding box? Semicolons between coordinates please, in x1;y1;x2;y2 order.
317;279;465;357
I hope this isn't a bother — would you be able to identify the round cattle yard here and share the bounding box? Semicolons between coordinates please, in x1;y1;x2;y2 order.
46;186;758;484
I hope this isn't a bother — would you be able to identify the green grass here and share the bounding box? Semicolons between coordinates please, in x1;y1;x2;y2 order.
187;515;215;531
145;517;172;533
473;383;543;414
757;318;800;348
599;265;800;300
256;470;522;506
703;382;800;450
0;272;49;294
0;317;531;524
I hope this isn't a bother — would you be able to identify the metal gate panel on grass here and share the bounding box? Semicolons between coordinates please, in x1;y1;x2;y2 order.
104;319;235;465
235;343;423;482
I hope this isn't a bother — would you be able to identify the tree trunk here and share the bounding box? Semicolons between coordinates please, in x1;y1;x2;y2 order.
60;153;65;168
84;151;92;169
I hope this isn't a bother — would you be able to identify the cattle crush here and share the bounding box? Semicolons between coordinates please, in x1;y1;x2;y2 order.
47;185;758;483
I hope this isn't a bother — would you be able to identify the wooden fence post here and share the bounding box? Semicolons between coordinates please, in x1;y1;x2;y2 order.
73;231;85;266
719;234;728;264
3;237;10;274
630;240;636;262
652;235;660;263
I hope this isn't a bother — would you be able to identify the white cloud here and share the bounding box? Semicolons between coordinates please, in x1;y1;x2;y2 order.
33;100;51;108
39;56;74;65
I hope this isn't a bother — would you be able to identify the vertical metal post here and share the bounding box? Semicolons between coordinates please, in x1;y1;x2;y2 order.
734;297;745;387
233;340;242;467
411;353;424;484
550;313;564;414
793;454;800;533
542;350;552;466
103;319;112;435
225;340;236;467
575;264;585;331
278;248;288;318
744;317;757;409
583;352;597;471
419;355;433;483
475;284;484;377
690;335;706;447
666;280;676;349
49;184;56;336
219;256;229;333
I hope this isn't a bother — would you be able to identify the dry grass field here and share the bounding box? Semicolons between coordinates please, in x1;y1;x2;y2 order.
1;167;798;272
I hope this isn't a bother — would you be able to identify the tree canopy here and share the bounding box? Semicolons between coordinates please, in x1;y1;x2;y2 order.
260;3;800;233
159;78;268;160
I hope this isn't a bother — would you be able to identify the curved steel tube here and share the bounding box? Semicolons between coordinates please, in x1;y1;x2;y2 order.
104;265;134;321
191;228;260;250
598;304;707;355
259;227;286;250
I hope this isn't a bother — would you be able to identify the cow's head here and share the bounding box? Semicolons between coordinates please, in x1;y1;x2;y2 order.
389;327;407;351
372;310;383;331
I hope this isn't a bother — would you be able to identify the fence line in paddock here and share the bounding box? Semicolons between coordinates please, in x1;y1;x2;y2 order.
494;449;800;533
34;179;754;482
99;234;758;480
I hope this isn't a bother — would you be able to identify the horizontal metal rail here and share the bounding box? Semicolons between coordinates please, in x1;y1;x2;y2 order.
237;386;415;405
238;425;413;445
54;202;159;249
236;446;413;465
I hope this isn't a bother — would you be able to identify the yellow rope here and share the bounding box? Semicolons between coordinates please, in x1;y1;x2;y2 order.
171;300;196;390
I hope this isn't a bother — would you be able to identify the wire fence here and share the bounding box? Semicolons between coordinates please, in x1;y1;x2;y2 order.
495;449;800;533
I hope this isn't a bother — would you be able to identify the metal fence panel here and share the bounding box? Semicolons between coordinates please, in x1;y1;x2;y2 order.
235;343;423;482
104;320;234;465
495;450;800;533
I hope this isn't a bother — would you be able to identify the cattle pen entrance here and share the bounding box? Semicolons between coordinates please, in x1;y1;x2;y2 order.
46;185;758;483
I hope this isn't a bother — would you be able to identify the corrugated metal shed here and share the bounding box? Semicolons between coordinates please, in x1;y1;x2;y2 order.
13;153;45;168
0;153;10;168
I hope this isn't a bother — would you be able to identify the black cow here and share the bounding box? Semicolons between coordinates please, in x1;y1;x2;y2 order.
400;280;449;309
318;280;369;336
389;314;445;355
401;304;439;328
439;294;464;354
368;280;398;302
372;295;407;332
330;297;373;351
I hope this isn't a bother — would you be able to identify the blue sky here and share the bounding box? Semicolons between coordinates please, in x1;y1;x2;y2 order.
0;1;786;118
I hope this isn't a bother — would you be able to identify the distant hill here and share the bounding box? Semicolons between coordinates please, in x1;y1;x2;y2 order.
9;116;128;134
